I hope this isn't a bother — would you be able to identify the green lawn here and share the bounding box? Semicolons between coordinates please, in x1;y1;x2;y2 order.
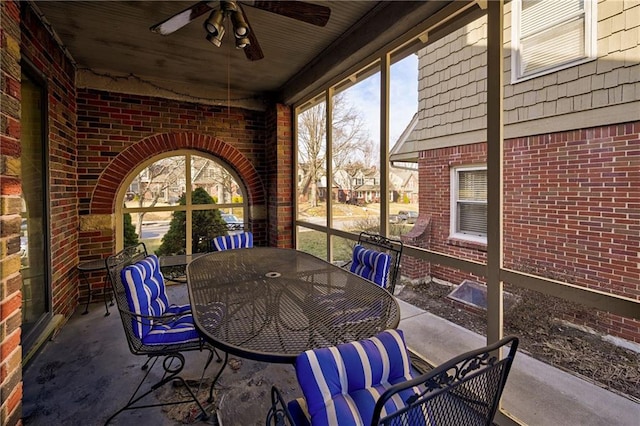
297;232;357;262
143;238;162;255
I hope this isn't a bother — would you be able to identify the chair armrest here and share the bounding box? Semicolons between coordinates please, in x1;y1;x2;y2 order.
338;260;352;269
117;307;188;325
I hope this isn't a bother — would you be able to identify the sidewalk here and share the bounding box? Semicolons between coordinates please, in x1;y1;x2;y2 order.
397;299;640;426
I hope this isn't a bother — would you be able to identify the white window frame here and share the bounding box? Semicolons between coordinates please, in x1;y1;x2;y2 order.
450;165;487;244
511;0;597;83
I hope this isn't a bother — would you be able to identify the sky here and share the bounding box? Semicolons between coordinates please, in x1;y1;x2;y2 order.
342;54;419;155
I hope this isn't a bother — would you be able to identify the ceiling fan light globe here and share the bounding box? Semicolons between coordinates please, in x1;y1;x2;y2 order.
234;26;248;38
206;26;225;47
231;10;250;39
204;23;217;36
235;36;250;49
204;9;224;35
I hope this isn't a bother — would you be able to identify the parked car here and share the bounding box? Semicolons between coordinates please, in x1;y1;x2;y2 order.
20;219;29;268
20;219;28;258
222;213;244;232
398;210;418;224
389;214;401;224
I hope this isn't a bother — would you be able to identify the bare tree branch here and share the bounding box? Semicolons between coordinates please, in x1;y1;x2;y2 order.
297;93;372;206
133;157;185;235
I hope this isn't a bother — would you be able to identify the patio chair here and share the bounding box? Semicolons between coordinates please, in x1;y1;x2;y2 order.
305;233;402;342
210;231;254;251
266;331;519;426
346;231;403;294
104;243;225;424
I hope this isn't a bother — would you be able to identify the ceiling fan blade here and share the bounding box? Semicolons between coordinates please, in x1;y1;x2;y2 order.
150;1;214;35
249;1;331;27
244;31;264;61
239;3;264;61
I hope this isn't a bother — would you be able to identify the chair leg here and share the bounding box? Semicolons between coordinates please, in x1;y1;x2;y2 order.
213;347;223;363
105;356;159;424
141;356;152;371
104;353;211;425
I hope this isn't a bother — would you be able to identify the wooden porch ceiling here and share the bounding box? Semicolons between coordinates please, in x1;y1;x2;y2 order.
32;1;459;110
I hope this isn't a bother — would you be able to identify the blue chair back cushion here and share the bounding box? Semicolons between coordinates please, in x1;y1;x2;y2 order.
211;232;253;251
292;329;421;426
121;254;201;345
350;244;391;288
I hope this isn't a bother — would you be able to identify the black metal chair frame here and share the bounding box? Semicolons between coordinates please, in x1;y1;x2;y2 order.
347;231;404;294
266;386;295;426
372;335;519;426
266;335;518;426
104;242;223;425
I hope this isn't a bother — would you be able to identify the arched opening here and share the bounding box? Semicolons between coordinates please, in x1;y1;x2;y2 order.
116;150;249;254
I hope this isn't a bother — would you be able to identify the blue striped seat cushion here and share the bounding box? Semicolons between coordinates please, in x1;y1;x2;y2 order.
121;254;207;345
142;304;200;345
292;329;424;425
349;245;391;288
211;232;253;251
143;302;225;346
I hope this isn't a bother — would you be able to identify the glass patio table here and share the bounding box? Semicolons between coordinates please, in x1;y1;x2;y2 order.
186;247;401;364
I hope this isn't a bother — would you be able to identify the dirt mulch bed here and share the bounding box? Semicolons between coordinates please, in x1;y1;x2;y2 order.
396;280;640;401
155;378;220;424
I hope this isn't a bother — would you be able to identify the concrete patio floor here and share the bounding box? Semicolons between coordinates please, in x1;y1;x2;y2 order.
23;284;639;425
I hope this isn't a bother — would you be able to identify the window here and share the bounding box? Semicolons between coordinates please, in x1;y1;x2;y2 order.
451;166;487;242
511;0;596;81
119;152;247;255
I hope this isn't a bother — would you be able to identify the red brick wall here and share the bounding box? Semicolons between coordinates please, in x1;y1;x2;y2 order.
1;3;23;424
21;2;78;319
2;2;77;423
416;122;640;343
76;89;270;263
418;142;488;285
266;104;294;248
504;122;640;342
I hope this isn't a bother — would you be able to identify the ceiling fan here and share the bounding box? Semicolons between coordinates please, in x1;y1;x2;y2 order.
150;1;331;61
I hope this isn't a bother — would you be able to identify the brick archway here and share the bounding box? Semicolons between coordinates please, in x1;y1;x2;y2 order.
90;132;265;214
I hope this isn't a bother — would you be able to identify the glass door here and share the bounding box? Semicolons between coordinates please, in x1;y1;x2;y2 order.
20;66;51;348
